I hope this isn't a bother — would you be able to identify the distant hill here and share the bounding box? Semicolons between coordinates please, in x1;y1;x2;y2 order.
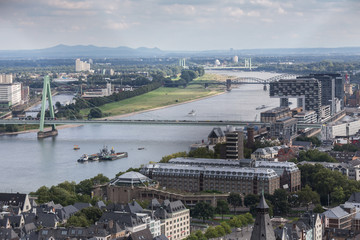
1;44;360;59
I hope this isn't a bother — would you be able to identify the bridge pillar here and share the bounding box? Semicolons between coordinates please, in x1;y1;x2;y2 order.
38;75;58;138
263;84;267;91
226;79;232;91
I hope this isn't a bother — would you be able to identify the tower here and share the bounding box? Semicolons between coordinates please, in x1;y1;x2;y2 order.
38;75;57;138
225;126;244;160
250;193;276;240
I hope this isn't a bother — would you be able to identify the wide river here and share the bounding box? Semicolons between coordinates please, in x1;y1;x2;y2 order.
0;71;282;193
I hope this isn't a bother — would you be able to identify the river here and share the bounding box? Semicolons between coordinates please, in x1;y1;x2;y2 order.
0;71;282;193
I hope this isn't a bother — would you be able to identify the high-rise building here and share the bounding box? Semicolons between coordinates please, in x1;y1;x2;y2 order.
179;58;186;68
225;126;244;160
299;74;344;115
233;56;238;63
75;58;91;72
0;74;13;84
270;78;322;121
0;81;22;109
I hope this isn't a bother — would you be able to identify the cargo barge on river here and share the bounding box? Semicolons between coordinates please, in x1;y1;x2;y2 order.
78;146;128;163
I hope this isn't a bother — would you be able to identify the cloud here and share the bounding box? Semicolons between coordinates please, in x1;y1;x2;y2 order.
46;0;92;10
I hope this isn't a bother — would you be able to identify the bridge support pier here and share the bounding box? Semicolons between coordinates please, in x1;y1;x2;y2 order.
263;84;267;91
37;75;57;139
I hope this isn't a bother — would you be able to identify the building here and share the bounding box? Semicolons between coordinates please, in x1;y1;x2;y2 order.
251;145;287;160
207;127;226;145
224;126;244;160
167;157;301;192
250;193;276;240
0;74;13;84
232;56;238;63
270;78;322;120
322;116;360;140
75;58;91;72
141;163;280;195
293;110;317;123
82;82;113;98
260;107;292;123
270;117;298;141
152;200;190;240
321;105;331;120
0;81;22;109
0;193;31;213
179;58;186;68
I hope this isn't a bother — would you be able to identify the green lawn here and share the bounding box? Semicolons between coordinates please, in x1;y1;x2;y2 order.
195;73;235;82
80;86;223;117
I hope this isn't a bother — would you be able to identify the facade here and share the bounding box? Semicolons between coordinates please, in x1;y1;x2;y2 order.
224;127;244;160
270;117;298;141
167;157;301;192
251;146;287;160
152;200;190;240
321;105;331;120
0;193;31;213
293;110;317;123
322;118;360;140
0;74;13;84
0;82;22;108
75;58;91;72
207;127;226;145
270;78;322;120
260;107;292;123
140;163;280;195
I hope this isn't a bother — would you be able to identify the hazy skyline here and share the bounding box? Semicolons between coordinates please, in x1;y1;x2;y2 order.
0;0;359;51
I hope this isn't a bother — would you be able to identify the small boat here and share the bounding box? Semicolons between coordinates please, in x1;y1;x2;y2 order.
188;110;196;116
77;154;88;162
256;105;267;110
73;145;80;150
138;147;145;150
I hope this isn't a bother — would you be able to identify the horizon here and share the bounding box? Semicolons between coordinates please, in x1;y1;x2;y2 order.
0;0;359;51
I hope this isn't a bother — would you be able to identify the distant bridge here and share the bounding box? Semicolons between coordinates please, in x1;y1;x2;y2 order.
0;119;323;129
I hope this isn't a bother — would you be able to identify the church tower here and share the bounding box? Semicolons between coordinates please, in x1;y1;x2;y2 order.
250;193;276;240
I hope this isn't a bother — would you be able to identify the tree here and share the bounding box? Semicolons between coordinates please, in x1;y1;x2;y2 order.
89;107;102;118
221;222;232;234
331;186;346;205
188;147;215;158
204;226;218;239
313;204;324;213
215;200;230;219
215;225;226;237
227;193;242;214
244;194;259;207
297;185;320;209
192;202;215;223
271;189;290;215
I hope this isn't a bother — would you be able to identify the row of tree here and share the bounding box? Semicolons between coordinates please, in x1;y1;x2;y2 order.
30;174;109;206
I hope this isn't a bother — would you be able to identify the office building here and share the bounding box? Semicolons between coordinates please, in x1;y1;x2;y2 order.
260;107;292;123
299;74;345;115
0;74;13;84
270;78;322;120
270;117;298;141
0;82;22;109
224;126;244;160
293;110;317;123
75;58;91;72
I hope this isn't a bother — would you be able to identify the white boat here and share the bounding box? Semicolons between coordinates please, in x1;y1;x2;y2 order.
188;110;196;116
77;154;89;162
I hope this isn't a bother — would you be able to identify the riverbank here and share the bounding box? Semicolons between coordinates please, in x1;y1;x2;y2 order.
80;85;225;117
1;124;82;136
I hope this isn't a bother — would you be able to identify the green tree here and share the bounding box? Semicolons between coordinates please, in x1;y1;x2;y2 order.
297;185;320;209
160;152;187;163
215;200;230;219
221;222;232;234
244;194;259;207
313;204;324;213
65;215;89;227
89;107;103;118
271;189;290;215
192;202;215;223
188;147;215;158
215;225;226;237
204;226;218;239
331;186;346;205
227;193;242;214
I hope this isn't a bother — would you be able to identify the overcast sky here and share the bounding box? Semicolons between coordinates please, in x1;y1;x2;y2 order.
0;0;359;51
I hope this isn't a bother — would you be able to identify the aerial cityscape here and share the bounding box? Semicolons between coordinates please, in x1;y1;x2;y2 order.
1;0;360;240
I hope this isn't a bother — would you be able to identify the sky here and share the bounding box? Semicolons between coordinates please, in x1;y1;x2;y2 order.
0;0;359;51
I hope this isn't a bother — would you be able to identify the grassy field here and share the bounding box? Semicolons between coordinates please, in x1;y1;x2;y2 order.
195;73;236;82
80;85;224;117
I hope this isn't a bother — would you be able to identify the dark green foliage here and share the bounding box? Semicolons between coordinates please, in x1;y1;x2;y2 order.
333;144;359;152
295;136;321;147
268;189;290;215
313;204;324;213
188;147;215;158
298;149;337;163
159;152;187;163
244;194;259;207
65;207;103;227
297;185;320;208
89;107;103;118
215;200;230;219
191;202;215;222
299;164;360;205
227;193;242;213
31;174;109;206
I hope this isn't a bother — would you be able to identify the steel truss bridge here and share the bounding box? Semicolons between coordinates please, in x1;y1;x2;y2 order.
232;74;300;84
0;119;323;129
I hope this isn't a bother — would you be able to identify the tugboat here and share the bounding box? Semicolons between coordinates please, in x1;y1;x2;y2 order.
73;145;80;150
77;154;89;162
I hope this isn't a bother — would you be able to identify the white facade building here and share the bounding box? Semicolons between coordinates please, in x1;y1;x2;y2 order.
0;74;13;84
0;82;22;106
294;110;318;123
75;59;91;72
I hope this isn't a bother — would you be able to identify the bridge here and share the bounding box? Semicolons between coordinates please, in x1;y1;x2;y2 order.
0;119;323;129
232;74;300;84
